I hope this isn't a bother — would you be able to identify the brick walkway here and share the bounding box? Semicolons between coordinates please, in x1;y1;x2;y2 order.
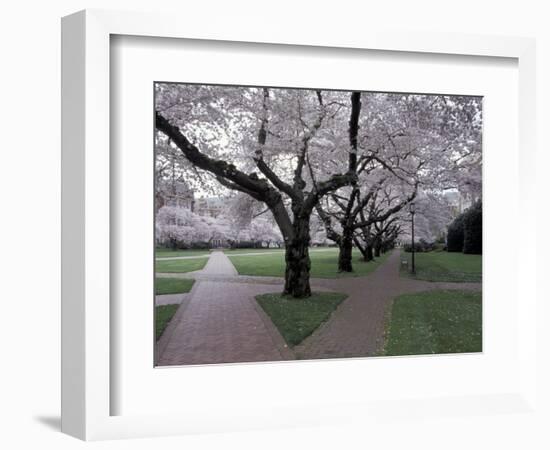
201;250;238;276
157;281;287;365
156;249;481;365
157;251;296;365
294;250;481;359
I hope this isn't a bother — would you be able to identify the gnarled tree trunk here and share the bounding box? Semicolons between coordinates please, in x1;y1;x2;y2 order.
338;226;354;272
374;241;381;258
366;244;374;261
283;217;311;298
353;235;373;262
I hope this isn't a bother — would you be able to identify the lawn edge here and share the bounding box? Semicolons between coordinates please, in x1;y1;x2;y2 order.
250;293;297;360
155;277;196;295
155;280;201;364
255;290;348;351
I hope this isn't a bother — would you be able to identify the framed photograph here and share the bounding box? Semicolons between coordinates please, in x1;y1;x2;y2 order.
62;9;537;440
152;81;483;368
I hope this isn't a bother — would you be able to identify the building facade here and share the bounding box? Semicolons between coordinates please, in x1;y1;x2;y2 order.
156;179;195;212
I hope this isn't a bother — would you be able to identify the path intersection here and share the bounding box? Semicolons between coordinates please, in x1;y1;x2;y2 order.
156;250;481;366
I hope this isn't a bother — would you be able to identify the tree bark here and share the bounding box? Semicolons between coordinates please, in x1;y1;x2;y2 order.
283;217;312;298
335;91;361;272
353;235;373;262
374;241;381;258
338;225;354;272
366;245;374;261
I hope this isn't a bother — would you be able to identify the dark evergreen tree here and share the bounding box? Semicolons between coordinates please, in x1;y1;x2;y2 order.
447;213;465;252
463;200;482;254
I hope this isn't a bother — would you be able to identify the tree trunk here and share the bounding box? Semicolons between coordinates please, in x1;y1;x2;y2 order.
338;226;354;272
374;243;381;258
366;244;374;261
283;217;312;298
353;236;367;262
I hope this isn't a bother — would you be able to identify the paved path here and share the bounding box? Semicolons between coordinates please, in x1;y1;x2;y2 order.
200;250;238;276
156;249;481;365
293;250;481;359
157;250;291;365
157;271;287;285
157;281;288;365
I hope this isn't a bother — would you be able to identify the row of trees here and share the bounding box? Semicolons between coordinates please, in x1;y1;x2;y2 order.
156;205;284;249
155;84;482;297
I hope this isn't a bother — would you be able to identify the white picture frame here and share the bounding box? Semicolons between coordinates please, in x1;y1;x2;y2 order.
61;9;537;441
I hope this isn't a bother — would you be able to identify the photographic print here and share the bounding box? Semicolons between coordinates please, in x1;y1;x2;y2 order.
154;83;482;366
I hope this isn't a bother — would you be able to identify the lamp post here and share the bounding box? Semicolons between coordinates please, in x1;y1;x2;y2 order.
409;202;416;274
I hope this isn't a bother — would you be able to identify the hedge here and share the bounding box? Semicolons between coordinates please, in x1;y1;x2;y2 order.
463;200;482;254
446;213;465;252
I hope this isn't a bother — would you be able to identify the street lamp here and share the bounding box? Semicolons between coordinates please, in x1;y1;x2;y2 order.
409;202;416;274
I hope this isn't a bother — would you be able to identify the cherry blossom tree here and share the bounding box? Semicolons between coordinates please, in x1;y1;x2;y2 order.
155;84;481;295
157;206;211;247
156;205;234;248
156;85;357;297
316;92;481;271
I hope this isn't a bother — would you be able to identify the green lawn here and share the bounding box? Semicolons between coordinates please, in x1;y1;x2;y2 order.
155;248;211;258
155;277;195;295
155;304;179;341
229;248;390;278
155;257;209;273
223;248;285;255
401;251;482;282
256;291;347;347
382;290;482;356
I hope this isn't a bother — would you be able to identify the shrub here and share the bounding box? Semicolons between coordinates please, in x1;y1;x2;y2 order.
156;240;211;250
447;213;465;252
463;201;482;254
403;240;435;253
420;239;437;252
187;241;211;250
229;240;264;249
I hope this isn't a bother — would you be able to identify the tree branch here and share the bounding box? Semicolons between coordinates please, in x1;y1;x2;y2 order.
156;110;294;241
156;111;270;197
354;183;418;229
255;158;298;200
252;88;299;200
293;90;325;192
315;204;342;244
304;171;357;213
348;92;361;173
